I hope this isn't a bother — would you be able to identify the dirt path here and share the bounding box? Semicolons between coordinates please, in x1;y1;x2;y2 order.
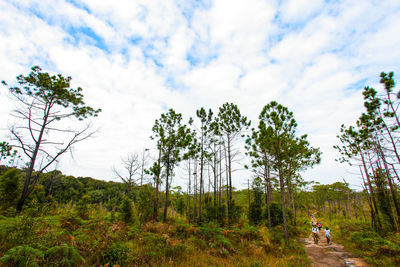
302;232;369;267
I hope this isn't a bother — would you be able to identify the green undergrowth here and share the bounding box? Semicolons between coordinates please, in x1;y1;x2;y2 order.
0;208;310;266
315;216;400;266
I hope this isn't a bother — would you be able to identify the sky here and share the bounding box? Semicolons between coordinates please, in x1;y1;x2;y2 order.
0;0;399;190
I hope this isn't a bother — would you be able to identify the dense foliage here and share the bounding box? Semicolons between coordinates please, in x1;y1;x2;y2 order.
1;68;399;266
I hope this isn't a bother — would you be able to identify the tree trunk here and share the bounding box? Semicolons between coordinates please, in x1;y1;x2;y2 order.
17;106;50;212
224;143;229;221
153;149;161;221
194;160;198;222
199;129;204;224
214;146;217;208
227;135;232;223
360;150;381;229
264;161;272;228
279;166;289;242
377;142;400;226
360;166;379;231
187;158;191;219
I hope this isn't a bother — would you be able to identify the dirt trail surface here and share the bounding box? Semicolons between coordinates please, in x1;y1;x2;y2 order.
302;232;370;267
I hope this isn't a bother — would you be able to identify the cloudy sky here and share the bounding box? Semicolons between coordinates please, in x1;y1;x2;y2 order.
1;0;399;189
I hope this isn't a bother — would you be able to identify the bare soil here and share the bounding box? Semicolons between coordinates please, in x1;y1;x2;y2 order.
303;231;370;267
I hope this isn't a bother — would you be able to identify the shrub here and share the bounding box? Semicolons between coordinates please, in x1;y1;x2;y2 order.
203;204;218;223
59;212;82;232
4;215;36;247
249;177;263;226
75;195;90;219
249;200;263;225
139;232;167;261
44;244;85;266
0;169;20;212
119;196;135;224
136;185;153;222
264;202;293;227
229;200;242;223
0;245;44;267
351;231;384;251
103;242;129;266
198;222;222;239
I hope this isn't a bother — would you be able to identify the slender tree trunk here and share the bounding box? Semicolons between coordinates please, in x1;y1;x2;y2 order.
194;160;198;222
219;144;222;220
279;165;289;242
17;105;50;212
264;161;272;228
187;158;191;219
377;141;400;225
224;143;229;221
163;159;171;222
360;150;381;228
389;163;400;183
248;179;251;209
347;189;352;218
214;145;217;209
292;189;296;226
199;128;204;224
360;166;378;231
227;135;232;222
153;149;161;222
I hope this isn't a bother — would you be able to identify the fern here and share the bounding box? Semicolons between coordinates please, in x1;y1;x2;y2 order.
44;244;85;267
0;245;44;267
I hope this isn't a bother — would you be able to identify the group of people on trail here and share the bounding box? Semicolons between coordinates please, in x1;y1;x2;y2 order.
311;216;331;245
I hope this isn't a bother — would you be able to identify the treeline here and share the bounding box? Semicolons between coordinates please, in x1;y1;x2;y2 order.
0;66;322;243
0;165;360;225
133;101;321;242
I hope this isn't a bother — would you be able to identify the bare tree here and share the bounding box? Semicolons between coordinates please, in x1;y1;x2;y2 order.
2;66;101;212
113;153;141;193
139;148;150;185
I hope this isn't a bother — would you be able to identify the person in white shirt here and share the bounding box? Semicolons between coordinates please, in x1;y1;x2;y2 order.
312;224;319;244
325;226;331;244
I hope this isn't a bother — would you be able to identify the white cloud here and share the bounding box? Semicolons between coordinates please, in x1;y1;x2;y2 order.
1;0;400;190
279;0;324;23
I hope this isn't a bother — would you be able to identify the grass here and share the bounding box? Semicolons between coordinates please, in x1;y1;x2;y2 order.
0;207;311;266
313;215;400;266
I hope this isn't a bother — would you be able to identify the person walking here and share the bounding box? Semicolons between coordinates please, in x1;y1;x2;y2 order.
312;223;319;244
325;226;331;244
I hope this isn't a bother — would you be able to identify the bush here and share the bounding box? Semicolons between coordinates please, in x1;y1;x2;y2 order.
249;201;263;225
44;244;85;266
0;169;20;212
203;204;218;223
4;215;36;247
119;196;135;224
229;200;242;223
351;231;384;251
264;202;293;227
198;222;222;239
0;245;44;267
103;242;129;266
59;212;82;232
136;185;153;222
139;232;168;261
198;222;233;253
75;194;90;219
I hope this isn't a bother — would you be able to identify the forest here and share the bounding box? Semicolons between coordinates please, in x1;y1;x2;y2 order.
0;67;399;266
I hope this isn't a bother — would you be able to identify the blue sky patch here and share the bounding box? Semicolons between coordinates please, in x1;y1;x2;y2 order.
65;0;91;14
66;26;109;52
